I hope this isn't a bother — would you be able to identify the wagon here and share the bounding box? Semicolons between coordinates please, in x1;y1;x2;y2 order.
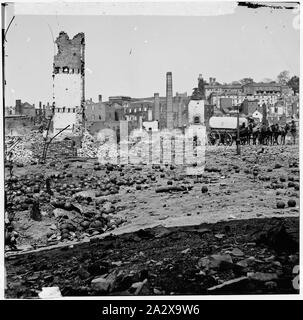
207;116;248;146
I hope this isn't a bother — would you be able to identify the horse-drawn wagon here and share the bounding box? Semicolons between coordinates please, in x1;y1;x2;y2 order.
207;116;248;146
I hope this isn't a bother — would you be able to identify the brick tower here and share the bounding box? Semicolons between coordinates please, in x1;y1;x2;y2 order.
53;31;85;136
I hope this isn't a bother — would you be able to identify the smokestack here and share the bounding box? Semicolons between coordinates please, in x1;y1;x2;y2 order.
39;101;42;109
178;97;183;128
98;94;102;102
154;93;160;122
209;77;212;85
166;72;173;129
15;100;21;115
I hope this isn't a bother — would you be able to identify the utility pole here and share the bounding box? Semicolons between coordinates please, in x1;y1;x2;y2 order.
236;104;241;155
2;3;6;117
2;3;15;118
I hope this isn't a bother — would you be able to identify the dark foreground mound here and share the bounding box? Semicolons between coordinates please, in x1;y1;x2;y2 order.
5;216;299;298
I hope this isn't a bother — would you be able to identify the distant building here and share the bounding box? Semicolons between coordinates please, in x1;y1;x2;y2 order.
108;96;131;106
241;99;258;115
5;115;35;136
220;97;233;113
242;82;292;95
252;110;262;123
5;106;14;116
15;99;36;117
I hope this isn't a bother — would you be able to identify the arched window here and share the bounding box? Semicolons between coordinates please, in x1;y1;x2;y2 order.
194;116;200;124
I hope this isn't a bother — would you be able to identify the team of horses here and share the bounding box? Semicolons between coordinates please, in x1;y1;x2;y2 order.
239;122;296;145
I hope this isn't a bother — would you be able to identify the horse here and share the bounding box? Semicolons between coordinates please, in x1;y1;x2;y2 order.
239;124;250;145
259;124;269;145
246;122;254;145
280;123;290;145
271;124;281;145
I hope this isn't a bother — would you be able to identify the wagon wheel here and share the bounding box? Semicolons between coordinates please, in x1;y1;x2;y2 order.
223;132;233;146
208;131;220;145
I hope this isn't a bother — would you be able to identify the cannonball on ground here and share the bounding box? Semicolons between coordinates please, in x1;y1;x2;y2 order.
276;201;285;209
80;221;90;229
288;182;295;188
288;199;296;207
201;186;208;193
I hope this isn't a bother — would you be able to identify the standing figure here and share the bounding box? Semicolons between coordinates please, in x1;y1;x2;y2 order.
290;120;297;144
272;123;280;145
252;125;260;145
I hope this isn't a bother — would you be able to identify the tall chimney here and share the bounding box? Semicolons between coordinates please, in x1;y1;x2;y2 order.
98;94;102;102
209;77;212;85
166;72;173;129
154;93;160;122
16;99;22;114
178;97;183;128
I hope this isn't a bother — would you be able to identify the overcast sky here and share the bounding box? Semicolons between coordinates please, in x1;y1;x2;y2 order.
4;1;300;107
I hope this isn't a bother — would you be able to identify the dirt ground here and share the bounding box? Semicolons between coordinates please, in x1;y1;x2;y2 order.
4;143;300;297
5;217;299;297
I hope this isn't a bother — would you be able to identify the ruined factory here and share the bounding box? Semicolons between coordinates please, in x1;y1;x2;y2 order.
4;20;300;300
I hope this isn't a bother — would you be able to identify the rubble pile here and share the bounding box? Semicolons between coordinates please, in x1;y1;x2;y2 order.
77;130;99;158
4;142;300;296
5;160;179;248
5;144;300;250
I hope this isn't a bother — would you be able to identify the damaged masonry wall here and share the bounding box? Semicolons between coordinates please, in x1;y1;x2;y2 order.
53;32;85;136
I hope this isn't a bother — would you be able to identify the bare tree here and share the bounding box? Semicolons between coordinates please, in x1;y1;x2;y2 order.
40;102;70;163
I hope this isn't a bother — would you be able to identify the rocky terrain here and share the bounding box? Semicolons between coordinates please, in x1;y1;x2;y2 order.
5;217;299;297
4;143;300;297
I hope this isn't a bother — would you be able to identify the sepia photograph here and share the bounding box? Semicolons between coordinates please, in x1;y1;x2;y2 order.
1;1;300;299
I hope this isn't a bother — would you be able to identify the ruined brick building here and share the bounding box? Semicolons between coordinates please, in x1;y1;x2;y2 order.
50;32;213;137
53;32;85;135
